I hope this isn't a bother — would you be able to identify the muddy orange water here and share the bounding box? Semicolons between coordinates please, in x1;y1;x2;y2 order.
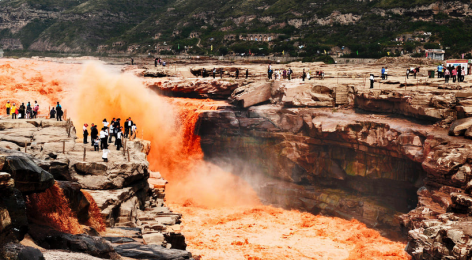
0;60;411;260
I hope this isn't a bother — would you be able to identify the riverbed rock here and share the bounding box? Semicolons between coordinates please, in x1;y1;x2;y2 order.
28;224;119;259
113;243;192;259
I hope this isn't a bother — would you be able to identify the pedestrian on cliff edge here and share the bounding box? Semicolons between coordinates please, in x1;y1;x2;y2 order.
91;124;98;147
5;101;10;116
11;103;17;119
302;69;306;82
246;69;249;79
116;127;123;150
100;127;108;150
49;107;55;119
370;74;374;89
56;102;63;121
236;69;239;79
83;124;89;144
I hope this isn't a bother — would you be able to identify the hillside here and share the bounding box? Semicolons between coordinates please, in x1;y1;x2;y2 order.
1;0;472;58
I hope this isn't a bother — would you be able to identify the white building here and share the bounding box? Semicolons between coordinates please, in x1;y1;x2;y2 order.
425;49;445;61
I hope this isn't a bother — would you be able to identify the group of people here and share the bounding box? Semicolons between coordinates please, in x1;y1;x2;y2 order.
437;64;466;83
5;101;64;121
154;57;166;67
269;65;294;81
82;117;137;162
381;67;389;80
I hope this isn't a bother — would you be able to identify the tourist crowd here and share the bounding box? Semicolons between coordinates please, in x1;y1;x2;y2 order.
82;118;137;162
5;101;64;121
437;64;466;83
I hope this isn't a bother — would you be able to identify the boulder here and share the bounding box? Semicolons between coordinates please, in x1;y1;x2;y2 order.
1;243;44;260
143;233;165;246
28;224;119;259
449;118;472;136
231;82;273;108
0;187;28;242
1;152;54;194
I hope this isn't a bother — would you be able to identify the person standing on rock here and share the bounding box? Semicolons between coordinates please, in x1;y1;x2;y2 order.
246;69;249;79
116;127;123;150
100;127;108;150
385;67;388;80
126;117;133;138
444;68;450;83
381;67;385;80
108;121;114;143
33;101;39;118
56;102;63;121
131;124;137;139
49;107;55;119
94;137;100;151
26;103;32;119
102;148;109;162
5;101;10;116
154;58;158;67
91;124;98;147
236;69;239;79
370;74;374;89
406;68;410;79
11;103;16;119
302;69;306;82
83;124;89;144
19;103;25;119
131;58;134;65
213;68;216;79
452;67;457;83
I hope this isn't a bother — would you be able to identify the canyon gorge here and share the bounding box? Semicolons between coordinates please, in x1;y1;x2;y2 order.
0;56;471;260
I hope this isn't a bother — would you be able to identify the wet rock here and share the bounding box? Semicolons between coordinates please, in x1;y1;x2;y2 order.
28;224;119;259
113;243;192;259
1;242;44;260
0;152;54;194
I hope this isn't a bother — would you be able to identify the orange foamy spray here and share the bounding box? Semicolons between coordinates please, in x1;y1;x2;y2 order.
67;62;260;208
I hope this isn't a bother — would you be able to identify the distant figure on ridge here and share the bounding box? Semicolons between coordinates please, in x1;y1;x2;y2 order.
5;101;10;116
246;69;249;79
83;124;89;144
56;102;63;121
49;107;56;119
11;103;17;119
370;74;374;89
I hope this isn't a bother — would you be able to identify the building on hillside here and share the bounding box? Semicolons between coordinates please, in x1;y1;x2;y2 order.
189;32;200;39
97;45;108;52
127;45;140;53
112;41;125;47
331;46;351;57
425;49;445;60
154;33;162;40
223;34;237;41
239;34;279;42
172;30;181;37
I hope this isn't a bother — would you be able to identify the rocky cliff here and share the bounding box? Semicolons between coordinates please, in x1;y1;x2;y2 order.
195;97;472;258
0;118;192;260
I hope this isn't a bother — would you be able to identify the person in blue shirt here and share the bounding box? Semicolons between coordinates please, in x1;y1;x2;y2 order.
381;67;385;80
437;64;443;78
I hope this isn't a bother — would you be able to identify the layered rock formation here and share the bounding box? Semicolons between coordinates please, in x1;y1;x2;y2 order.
196;100;472;258
0;118;192;259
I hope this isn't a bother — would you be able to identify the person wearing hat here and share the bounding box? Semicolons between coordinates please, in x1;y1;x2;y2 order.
83;123;89;144
5;101;10;116
10;103;16;119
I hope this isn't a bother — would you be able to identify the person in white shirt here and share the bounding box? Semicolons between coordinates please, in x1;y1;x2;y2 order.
99;127;108;150
102;148;109;162
108;123;114;143
384;67;389;80
369;74;374;89
131;124;137;138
